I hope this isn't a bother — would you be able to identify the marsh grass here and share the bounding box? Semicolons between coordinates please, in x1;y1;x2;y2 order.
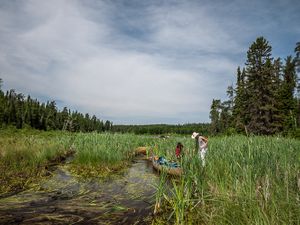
155;135;300;224
71;133;151;177
1;130;299;224
0;130;74;194
0;131;183;192
71;133;150;168
69;133;187;177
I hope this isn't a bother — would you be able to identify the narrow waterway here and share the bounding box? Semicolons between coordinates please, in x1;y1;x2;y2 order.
0;157;159;224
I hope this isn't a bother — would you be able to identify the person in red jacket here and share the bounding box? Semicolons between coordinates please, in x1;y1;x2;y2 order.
175;142;183;158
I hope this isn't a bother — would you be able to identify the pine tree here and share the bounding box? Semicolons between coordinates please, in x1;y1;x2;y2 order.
0;79;4;126
295;42;300;127
233;67;247;132
295;42;300;72
15;93;25;129
219;85;234;133
58;107;69;130
31;99;40;129
244;37;280;134
45;101;57;130
209;99;221;134
279;56;297;131
104;120;112;131
271;57;285;132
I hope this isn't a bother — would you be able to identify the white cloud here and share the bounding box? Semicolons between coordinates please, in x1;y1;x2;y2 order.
0;0;299;124
148;3;243;54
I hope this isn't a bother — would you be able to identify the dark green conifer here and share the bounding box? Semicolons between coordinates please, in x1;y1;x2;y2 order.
244;37;280;134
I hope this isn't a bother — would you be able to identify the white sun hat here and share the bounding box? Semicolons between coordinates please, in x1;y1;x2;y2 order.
191;132;199;139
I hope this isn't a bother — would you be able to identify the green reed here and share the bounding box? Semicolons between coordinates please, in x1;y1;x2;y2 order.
71;133;187;166
0;130;73;194
72;132;149;165
156;135;300;225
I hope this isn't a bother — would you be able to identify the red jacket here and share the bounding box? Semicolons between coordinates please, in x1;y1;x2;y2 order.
175;147;181;157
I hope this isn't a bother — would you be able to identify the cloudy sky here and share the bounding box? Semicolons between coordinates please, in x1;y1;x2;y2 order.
0;0;299;124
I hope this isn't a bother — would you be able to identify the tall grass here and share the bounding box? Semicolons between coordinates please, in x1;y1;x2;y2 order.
71;132;187;166
72;133;150;165
0;130;74;194
156;135;300;224
69;132;154;176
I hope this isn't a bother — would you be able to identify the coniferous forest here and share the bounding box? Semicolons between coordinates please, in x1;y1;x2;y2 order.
210;37;300;137
112;123;210;135
0;80;112;132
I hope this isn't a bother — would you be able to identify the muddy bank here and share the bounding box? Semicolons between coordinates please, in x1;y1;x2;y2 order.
0;157;159;224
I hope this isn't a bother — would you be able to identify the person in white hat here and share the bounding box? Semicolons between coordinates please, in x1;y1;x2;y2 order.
191;132;208;166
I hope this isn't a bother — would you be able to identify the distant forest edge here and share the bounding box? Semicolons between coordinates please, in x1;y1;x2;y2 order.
0;78;209;135
112;123;210;135
210;37;300;137
0;79;113;133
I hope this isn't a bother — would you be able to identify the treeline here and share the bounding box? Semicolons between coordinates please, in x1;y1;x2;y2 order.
0;80;112;132
210;37;300;136
112;123;210;136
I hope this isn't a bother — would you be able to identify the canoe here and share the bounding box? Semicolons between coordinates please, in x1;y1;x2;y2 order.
152;156;182;176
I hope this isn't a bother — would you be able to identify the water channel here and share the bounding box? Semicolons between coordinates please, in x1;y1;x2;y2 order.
0;157;160;224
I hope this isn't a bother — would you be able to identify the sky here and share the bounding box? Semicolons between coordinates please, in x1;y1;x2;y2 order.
0;0;299;125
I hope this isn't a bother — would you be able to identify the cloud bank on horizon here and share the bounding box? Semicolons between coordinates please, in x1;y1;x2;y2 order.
0;0;299;124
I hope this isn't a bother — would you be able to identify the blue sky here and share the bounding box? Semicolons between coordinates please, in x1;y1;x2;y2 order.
0;0;299;124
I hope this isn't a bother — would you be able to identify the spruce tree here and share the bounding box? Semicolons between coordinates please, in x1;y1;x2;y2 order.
219;85;234;133
295;42;300;127
0;79;4;126
280;56;297;131
209;99;221;134
295;42;300;72
233;67;247;132
244;37;279;134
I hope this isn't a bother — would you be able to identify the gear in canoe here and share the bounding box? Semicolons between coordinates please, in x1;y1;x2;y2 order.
152;156;182;176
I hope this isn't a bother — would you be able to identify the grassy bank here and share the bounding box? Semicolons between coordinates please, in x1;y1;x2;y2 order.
0;129;74;194
0;130;181;194
154;135;300;224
